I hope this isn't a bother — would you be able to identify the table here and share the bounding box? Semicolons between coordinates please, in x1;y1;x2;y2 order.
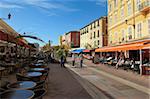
0;90;34;99
30;63;45;68
24;72;42;77
30;68;46;72
7;81;36;90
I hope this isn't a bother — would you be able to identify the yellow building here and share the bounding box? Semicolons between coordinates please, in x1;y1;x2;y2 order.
80;17;107;49
108;0;150;46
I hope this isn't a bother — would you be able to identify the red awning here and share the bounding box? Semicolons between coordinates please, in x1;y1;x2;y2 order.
83;49;90;53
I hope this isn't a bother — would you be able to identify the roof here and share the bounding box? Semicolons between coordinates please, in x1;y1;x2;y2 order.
80;16;107;30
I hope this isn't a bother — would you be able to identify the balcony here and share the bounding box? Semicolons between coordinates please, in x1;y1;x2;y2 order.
138;0;150;13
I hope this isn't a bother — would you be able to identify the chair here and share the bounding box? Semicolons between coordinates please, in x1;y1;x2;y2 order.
33;80;45;90
0;88;5;94
32;88;46;99
16;73;31;81
133;64;140;74
0;79;10;90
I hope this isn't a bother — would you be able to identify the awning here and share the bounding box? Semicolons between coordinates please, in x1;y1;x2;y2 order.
95;40;150;52
83;49;90;53
71;49;85;53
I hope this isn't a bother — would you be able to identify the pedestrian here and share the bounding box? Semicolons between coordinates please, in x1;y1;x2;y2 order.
72;53;75;66
79;53;83;68
60;55;65;68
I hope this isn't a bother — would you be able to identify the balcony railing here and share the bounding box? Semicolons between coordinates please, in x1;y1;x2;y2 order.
138;0;150;12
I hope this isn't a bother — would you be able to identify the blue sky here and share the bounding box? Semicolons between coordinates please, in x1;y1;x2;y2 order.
0;0;107;46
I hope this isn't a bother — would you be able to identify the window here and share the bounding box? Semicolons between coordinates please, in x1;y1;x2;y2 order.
94;41;96;46
114;13;117;22
97;40;100;45
97;20;99;26
121;29;125;41
114;0;117;8
109;3;112;12
90;33;92;39
120;0;123;6
148;19;150;34
128;27;132;39
136;0;141;10
109;16;112;25
121;7;124;18
94;22;96;28
137;23;142;38
109;34;112;43
94;32;95;38
115;32;118;41
127;2;132;16
91;24;92;30
97;30;99;37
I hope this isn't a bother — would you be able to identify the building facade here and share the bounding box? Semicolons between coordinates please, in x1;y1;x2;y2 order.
61;31;80;48
108;0;150;46
80;17;107;49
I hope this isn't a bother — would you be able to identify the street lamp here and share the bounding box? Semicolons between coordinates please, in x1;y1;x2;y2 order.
0;13;12;20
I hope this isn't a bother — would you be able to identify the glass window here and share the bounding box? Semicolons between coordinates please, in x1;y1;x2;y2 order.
120;0;123;6
114;0;117;8
121;7;124;18
148;19;150;34
114;13;117;22
98;40;100;45
128;27;132;39
137;23;142;38
94;32;95;38
109;3;112;12
122;29;125;41
127;2;132;16
97;30;99;37
97;20;99;26
136;0;141;10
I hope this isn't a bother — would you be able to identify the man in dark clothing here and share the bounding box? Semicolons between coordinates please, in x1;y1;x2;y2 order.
60;55;65;68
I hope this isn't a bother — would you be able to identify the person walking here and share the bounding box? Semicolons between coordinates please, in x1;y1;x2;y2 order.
60;55;65;68
79;53;83;68
72;53;75;66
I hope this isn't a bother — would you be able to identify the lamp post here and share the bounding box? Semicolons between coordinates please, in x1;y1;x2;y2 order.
0;13;11;20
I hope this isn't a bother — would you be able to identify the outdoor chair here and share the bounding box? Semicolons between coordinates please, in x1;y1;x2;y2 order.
16;73;31;81
0;79;10;90
0;88;5;94
133;64;140;74
32;88;46;99
31;80;45;90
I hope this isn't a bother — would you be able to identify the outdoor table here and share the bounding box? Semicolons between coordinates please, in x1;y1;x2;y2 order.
30;63;45;68
24;72;42;77
30;68;46;72
0;89;34;99
7;81;36;90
